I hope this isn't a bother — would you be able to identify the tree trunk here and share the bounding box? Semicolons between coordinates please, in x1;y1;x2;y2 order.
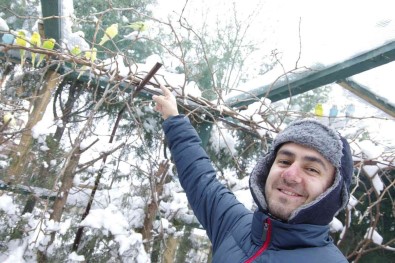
163;235;179;263
142;160;170;253
50;147;82;222
6;70;61;185
142;197;159;253
37;145;82;262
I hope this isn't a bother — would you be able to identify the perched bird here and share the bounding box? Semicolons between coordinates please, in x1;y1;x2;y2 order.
124;21;149;32
98;23;118;45
70;45;82;57
77;47;97;79
2;33;14;44
314;103;324;117
15;30;27;65
329;105;338;124
30;31;41;68
37;38;56;67
345;104;355;118
84;47;97;62
3;112;16;128
69;45;82;70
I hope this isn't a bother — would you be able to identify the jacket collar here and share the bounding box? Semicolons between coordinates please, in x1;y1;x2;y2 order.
251;210;332;248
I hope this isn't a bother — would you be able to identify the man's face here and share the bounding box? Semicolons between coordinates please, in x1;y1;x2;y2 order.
265;143;335;221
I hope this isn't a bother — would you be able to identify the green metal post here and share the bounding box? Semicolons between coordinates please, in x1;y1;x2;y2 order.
40;0;62;43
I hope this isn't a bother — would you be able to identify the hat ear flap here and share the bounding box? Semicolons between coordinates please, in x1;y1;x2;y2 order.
339;136;353;191
338;136;353;208
249;150;276;211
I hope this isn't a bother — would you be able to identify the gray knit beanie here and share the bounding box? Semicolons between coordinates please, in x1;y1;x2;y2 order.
249;118;353;225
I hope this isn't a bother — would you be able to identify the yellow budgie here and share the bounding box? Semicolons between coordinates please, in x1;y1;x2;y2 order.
37;38;56;67
77;47;97;79
85;48;97;62
15;30;27;65
30;31;41;68
69;45;82;69
314;103;324;117
98;23;118;45
70;45;82;57
124;21;149;32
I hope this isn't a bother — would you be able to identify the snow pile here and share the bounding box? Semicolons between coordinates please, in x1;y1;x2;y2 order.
0;239;28;263
347;195;359;210
67;252;85;262
358;140;384;159
363;165;384;194
329;217;344;233
160;184;191;223
79;204;149;261
209;123;238;155
364;227;383;245
0;194;18;215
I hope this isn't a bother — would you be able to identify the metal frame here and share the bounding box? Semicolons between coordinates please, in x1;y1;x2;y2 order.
40;0;62;43
225;41;395;117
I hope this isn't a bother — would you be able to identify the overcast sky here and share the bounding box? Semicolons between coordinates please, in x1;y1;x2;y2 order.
155;0;395;97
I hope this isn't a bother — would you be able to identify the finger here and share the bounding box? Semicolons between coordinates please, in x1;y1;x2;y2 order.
160;85;172;96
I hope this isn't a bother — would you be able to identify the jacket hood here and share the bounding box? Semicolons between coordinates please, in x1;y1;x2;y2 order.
249;119;353;225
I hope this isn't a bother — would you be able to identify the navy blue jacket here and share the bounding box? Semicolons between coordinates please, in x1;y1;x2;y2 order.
163;115;348;263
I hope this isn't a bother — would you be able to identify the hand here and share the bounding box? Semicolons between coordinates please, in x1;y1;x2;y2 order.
152;85;179;120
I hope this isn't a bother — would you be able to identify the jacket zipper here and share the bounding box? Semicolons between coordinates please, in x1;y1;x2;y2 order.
245;218;272;263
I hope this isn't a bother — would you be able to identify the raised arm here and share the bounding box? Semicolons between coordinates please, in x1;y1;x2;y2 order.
152;86;252;250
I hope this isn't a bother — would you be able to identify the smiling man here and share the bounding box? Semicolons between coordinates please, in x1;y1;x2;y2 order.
265;143;336;221
153;85;354;263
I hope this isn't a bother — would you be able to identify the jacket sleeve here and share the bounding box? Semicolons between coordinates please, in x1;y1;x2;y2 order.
163;115;251;250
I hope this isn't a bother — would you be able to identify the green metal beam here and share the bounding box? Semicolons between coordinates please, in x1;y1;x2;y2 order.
226;40;395;107
337;79;395;118
40;0;62;43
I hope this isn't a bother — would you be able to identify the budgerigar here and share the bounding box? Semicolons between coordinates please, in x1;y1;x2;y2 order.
15;30;27;65
70;45;82;57
69;45;82;69
84;47;97;62
30;31;41;68
314;103;324;117
37;38;56;67
2;33;14;44
124;21;149;32
98;23;118;46
345;104;355;118
329;105;338;124
77;47;97;79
